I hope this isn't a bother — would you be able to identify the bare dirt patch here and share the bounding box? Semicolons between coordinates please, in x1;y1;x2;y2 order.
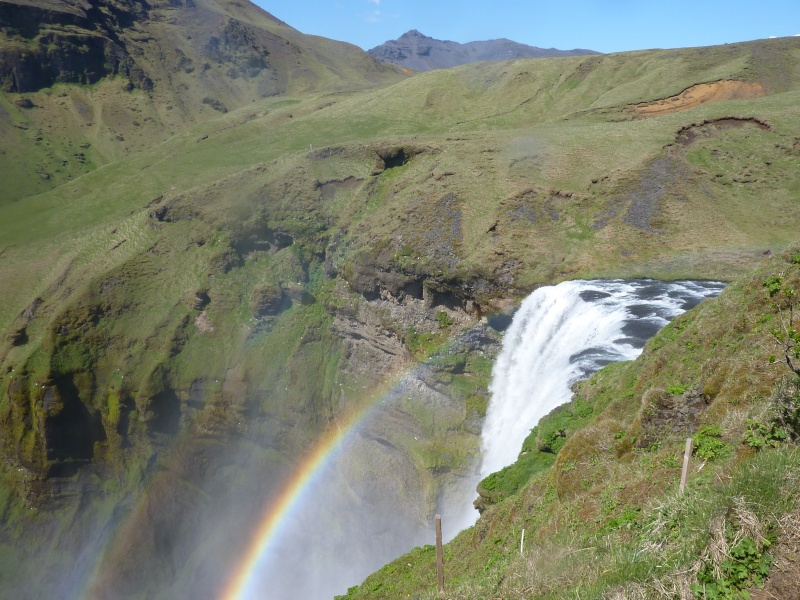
673;117;770;147
317;176;363;200
632;80;766;116
194;311;214;333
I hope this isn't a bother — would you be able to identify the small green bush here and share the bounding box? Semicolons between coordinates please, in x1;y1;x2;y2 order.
599;506;641;534
692;536;771;599
763;275;783;297
693;425;731;461
742;419;788;449
465;395;488;418
405;327;443;358
435;310;454;329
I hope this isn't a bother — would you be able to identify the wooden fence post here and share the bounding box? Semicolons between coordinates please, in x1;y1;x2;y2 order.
680;437;693;494
435;514;444;598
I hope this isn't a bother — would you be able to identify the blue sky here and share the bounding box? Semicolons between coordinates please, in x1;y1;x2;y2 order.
254;0;799;54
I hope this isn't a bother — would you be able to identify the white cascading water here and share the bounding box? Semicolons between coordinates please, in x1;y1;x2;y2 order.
478;279;725;479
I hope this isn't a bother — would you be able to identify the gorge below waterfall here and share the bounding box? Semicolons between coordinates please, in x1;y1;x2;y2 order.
0;279;727;600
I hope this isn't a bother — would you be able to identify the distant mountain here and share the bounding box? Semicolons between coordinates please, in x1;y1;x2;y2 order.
368;29;600;71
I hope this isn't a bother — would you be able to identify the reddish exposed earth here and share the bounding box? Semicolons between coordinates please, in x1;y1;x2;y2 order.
632;80;765;116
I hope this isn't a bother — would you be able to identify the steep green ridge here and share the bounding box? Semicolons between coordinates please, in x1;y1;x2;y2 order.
0;0;404;203
342;248;800;600
0;29;799;598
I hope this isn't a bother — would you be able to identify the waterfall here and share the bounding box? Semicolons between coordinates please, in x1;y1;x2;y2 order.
478;279;725;479
231;279;725;599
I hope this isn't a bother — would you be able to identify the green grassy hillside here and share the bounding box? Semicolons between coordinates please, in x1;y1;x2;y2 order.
0;28;799;599
0;0;404;204
3;37;799;332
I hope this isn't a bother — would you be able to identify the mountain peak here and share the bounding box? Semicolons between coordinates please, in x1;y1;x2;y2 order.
400;29;428;38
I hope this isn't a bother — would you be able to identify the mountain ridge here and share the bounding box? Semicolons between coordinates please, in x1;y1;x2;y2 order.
0;0;404;203
368;29;600;71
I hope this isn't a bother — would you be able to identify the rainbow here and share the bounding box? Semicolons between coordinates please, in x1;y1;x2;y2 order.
75;373;402;600
79;332;466;600
217;371;410;600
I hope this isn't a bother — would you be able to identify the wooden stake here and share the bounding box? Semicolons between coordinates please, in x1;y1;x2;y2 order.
520;528;525;556
680;437;693;494
435;514;444;598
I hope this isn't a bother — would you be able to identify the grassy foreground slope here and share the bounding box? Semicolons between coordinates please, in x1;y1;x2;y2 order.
0;34;799;598
342;250;800;600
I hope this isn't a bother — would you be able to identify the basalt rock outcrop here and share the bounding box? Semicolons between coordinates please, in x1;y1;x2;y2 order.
0;0;143;93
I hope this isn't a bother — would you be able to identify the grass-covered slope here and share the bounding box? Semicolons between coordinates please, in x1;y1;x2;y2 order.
0;33;799;598
342;247;800;600
2;37;799;339
0;0;404;204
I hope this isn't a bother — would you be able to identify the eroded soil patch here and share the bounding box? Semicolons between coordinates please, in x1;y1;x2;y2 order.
317;176;363;200
632;80;765;116
674;117;770;146
593;155;690;233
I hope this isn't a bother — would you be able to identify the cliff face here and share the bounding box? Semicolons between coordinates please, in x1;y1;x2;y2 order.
368;29;600;71
0;0;394;95
0;138;504;598
0;0;145;92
